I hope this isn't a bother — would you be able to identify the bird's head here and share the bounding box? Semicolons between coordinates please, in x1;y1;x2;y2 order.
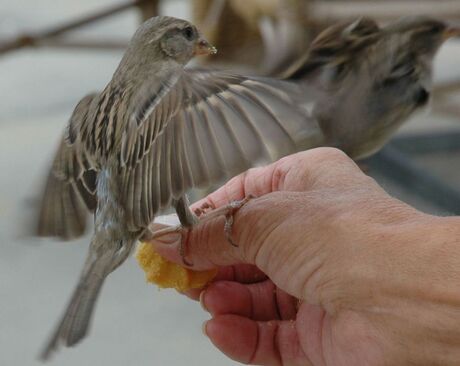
365;17;460;115
290;16;459;90
285;17;381;83
116;16;216;79
384;16;460;60
304;16;460;111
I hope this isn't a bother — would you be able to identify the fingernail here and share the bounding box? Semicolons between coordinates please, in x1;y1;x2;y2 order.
202;320;209;337
199;290;208;312
154;233;181;246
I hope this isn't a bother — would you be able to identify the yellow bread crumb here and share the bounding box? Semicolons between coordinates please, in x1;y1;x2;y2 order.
136;241;217;292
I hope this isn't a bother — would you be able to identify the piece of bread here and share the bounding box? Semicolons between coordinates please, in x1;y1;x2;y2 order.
136;241;217;291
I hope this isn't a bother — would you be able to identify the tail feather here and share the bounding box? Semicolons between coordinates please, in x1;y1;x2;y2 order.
40;237;136;360
40;257;107;361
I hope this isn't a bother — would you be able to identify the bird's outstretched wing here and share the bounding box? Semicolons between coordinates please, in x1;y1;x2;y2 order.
120;69;324;231
282;17;381;80
37;94;98;239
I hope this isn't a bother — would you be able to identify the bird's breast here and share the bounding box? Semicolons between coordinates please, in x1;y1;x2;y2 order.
94;166;127;235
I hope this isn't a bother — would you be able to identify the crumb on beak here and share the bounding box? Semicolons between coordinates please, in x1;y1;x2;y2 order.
194;38;217;56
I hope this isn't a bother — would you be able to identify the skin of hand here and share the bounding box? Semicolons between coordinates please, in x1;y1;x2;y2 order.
150;148;460;366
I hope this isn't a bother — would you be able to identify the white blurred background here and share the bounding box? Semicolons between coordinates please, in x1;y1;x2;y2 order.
1;1;460;365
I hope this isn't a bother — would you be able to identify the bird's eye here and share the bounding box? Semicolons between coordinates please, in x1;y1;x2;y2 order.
418;22;445;36
380;61;416;87
428;23;444;34
182;26;194;40
390;61;415;79
414;87;430;106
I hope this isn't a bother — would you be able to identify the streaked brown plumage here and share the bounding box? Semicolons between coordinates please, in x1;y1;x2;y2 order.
37;15;459;360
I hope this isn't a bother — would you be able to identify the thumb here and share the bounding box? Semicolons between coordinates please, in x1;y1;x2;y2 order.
149;193;291;271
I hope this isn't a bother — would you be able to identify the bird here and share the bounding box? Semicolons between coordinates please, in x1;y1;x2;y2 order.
191;0;312;73
37;15;322;360
37;15;459;360
282;16;460;160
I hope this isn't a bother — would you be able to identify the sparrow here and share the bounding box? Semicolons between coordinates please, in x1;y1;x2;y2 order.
283;16;460;159
37;16;322;359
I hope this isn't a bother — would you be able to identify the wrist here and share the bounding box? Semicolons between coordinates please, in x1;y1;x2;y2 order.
397;215;460;303
376;215;460;365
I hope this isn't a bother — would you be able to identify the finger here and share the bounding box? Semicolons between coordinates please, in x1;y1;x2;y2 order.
201;280;298;321
152;192;294;269
191;149;347;211
204;315;310;366
183;265;267;300
213;264;267;284
146;228;266;284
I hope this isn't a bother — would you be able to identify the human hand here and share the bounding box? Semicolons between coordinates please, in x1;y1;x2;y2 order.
150;148;460;366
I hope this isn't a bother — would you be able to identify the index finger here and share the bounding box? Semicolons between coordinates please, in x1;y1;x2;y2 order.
190;150;321;211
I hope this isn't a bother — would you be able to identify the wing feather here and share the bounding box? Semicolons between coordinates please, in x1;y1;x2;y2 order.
120;70;324;230
37;94;99;239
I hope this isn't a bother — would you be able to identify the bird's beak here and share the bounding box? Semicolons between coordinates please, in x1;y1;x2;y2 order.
443;26;460;40
194;38;217;56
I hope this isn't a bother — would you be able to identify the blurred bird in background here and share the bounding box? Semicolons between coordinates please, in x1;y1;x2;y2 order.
36;12;459;360
191;0;313;73
282;16;460;159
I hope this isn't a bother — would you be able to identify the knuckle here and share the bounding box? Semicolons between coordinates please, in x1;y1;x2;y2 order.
285;148;352;177
308;147;349;163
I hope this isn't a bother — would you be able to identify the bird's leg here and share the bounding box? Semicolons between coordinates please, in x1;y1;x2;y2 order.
174;195;200;227
146;195;198;241
110;240;136;272
173;195;198;266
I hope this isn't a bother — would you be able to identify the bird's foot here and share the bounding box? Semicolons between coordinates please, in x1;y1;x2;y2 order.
196;195;255;247
147;224;194;266
193;201;216;217
148;195;255;265
178;229;194;267
148;224;182;240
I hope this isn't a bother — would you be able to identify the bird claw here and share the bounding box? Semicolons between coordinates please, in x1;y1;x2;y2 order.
145;225;194;266
178;229;194;267
193;201;215;217
199;195;255;247
146;224;182;241
148;195;255;265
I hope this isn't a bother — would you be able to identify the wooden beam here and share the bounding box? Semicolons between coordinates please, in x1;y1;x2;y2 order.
312;1;460;21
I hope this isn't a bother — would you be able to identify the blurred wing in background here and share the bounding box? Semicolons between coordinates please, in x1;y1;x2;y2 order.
281;17;381;80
